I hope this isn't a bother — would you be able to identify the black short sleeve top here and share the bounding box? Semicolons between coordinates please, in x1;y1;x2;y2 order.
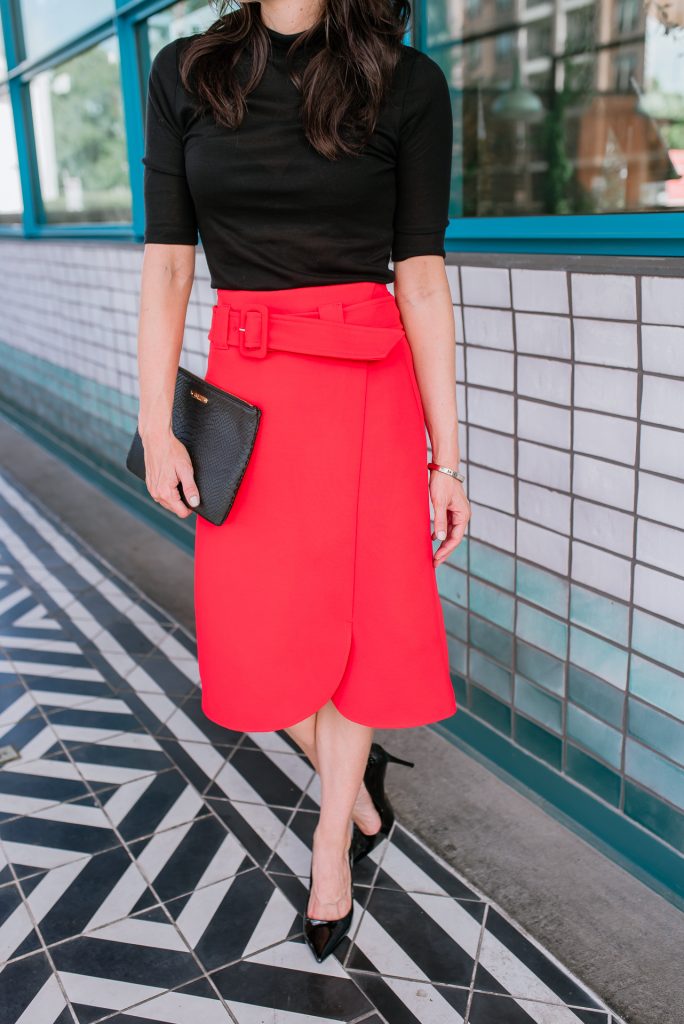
142;25;453;290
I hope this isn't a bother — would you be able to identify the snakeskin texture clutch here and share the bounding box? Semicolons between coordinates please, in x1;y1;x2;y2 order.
126;366;261;526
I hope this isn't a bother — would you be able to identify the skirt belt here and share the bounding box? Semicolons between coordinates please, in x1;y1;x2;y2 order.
207;296;405;361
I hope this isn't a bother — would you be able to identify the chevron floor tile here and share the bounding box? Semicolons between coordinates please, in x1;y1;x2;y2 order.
0;465;624;1024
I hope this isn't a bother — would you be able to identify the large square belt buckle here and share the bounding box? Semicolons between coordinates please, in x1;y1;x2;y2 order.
238;304;269;359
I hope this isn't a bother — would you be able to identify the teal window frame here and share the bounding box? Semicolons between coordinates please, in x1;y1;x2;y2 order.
413;2;684;257
1;0;681;255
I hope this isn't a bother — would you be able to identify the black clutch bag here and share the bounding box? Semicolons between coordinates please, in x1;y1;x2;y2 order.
126;365;261;526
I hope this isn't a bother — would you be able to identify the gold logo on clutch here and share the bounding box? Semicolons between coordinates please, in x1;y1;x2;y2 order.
190;389;208;404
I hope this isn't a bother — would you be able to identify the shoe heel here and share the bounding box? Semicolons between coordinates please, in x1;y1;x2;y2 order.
384;749;415;768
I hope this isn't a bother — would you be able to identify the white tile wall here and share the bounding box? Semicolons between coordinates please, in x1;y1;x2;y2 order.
634;564;684;625
641;325;684;376
518;439;571;491
640;376;684;430
571;540;632;600
461;266;510;308
636;519;684;578
445;264;461;304
639;425;684;478
637;472;684;531
463;306;515;349
454;307;465;345
514;312;571;358
518;480;571;534
517;355;571;405
468;502;516;551
517;519;569;574
511;269;569;314
573;318;638;367
468;426;515;473
572;498;635;557
572;454;635;512
573;410;637;465
642;276;684;327
468;465;516;513
465;347;514;390
517;399;571;448
466;387;515;433
0;240;213;400
574;365;638;417
571;273;637;320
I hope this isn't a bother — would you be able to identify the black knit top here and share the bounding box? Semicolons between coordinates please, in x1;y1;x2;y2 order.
142;23;453;290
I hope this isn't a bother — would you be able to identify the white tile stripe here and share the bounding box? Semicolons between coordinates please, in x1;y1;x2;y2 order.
0;584;33;616
15;973;69;1024
0;635;82;652
11;603;61;630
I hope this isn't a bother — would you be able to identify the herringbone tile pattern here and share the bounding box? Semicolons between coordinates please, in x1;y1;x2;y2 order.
0;468;621;1023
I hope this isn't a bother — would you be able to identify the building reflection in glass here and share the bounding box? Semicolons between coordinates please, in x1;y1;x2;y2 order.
426;0;684;215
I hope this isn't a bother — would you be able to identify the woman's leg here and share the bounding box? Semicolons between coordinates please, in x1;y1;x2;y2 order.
283;712;381;836
305;698;373;919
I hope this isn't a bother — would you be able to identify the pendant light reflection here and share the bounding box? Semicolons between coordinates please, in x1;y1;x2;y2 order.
491;53;545;123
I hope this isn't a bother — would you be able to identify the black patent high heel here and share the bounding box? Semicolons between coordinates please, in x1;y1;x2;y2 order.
303;843;354;963
350;742;415;866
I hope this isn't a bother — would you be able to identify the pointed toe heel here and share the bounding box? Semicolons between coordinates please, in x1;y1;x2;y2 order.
350;742;415;866
303;847;354;963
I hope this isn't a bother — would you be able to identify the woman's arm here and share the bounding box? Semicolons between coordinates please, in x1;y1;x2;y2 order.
394;254;470;566
136;242;200;518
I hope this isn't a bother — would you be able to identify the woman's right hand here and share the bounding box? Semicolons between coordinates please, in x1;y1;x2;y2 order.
141;428;200;518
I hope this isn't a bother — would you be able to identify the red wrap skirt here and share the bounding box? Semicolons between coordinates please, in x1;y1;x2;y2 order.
193;280;457;732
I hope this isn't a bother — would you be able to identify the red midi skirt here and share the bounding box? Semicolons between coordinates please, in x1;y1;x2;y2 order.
193;280;457;732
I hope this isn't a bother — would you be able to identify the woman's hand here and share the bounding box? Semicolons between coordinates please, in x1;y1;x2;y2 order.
430;470;471;567
141;428;200;519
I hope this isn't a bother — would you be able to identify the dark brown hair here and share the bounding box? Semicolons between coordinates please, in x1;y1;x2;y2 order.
179;1;411;160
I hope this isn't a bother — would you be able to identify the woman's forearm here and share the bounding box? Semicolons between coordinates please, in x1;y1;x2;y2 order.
394;264;460;466
137;244;196;441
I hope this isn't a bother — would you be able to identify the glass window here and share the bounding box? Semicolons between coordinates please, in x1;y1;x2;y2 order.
18;0;115;61
0;88;22;223
426;0;684;217
29;36;130;224
0;9;7;79
140;0;217;73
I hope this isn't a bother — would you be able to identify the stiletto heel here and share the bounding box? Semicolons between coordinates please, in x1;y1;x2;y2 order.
350;741;415;865
303;845;354;963
383;751;415;767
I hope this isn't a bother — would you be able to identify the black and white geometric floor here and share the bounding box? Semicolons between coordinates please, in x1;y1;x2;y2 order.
0;465;623;1024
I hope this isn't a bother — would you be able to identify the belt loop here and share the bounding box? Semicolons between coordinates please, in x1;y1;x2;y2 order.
317;302;345;323
208;303;231;349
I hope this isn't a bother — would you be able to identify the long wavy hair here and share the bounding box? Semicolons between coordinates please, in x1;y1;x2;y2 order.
179;1;411;160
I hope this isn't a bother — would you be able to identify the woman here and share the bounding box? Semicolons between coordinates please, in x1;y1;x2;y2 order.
136;0;470;963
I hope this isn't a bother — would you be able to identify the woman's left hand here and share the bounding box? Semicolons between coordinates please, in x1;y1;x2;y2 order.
429;471;471;567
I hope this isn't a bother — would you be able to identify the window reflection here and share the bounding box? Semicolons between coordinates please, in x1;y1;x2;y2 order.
18;0;115;61
141;0;216;68
0;89;22;222
29;36;131;224
0;9;7;79
426;0;684;215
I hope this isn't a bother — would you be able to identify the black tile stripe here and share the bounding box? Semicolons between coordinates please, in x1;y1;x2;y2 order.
165;866;288;971
346;885;484;987
477;909;603;1010
210;954;374;1020
129;813;253;905
35;843;157;947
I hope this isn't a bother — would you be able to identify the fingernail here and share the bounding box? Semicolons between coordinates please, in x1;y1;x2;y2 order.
436;531;446;540
189;496;200;507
